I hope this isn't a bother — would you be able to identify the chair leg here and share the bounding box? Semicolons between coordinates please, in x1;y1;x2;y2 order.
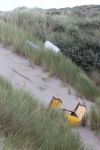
82;116;87;127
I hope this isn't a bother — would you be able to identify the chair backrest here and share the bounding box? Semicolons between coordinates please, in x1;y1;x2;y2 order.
74;103;86;121
49;96;62;109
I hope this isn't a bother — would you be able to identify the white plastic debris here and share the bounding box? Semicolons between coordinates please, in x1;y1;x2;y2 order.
44;41;60;53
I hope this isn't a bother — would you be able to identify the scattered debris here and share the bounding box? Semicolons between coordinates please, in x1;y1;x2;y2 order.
25;40;60;53
25;41;39;49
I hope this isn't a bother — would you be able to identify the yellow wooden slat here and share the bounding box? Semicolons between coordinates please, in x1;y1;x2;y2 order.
75;106;86;121
78;108;86;120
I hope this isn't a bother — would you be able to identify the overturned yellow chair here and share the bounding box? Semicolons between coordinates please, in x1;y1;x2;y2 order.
49;97;87;127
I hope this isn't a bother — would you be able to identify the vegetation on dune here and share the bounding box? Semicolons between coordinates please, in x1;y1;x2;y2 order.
0;21;99;100
1;7;100;74
90;97;100;137
0;76;87;150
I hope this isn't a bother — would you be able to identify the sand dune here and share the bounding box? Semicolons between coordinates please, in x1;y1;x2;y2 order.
0;47;99;150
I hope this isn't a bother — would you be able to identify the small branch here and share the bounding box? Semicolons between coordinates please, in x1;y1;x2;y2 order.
12;68;34;84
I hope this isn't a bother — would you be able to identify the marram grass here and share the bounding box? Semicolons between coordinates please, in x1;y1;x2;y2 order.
0;76;87;150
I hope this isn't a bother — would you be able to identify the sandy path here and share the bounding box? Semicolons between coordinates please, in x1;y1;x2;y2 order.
0;47;99;150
